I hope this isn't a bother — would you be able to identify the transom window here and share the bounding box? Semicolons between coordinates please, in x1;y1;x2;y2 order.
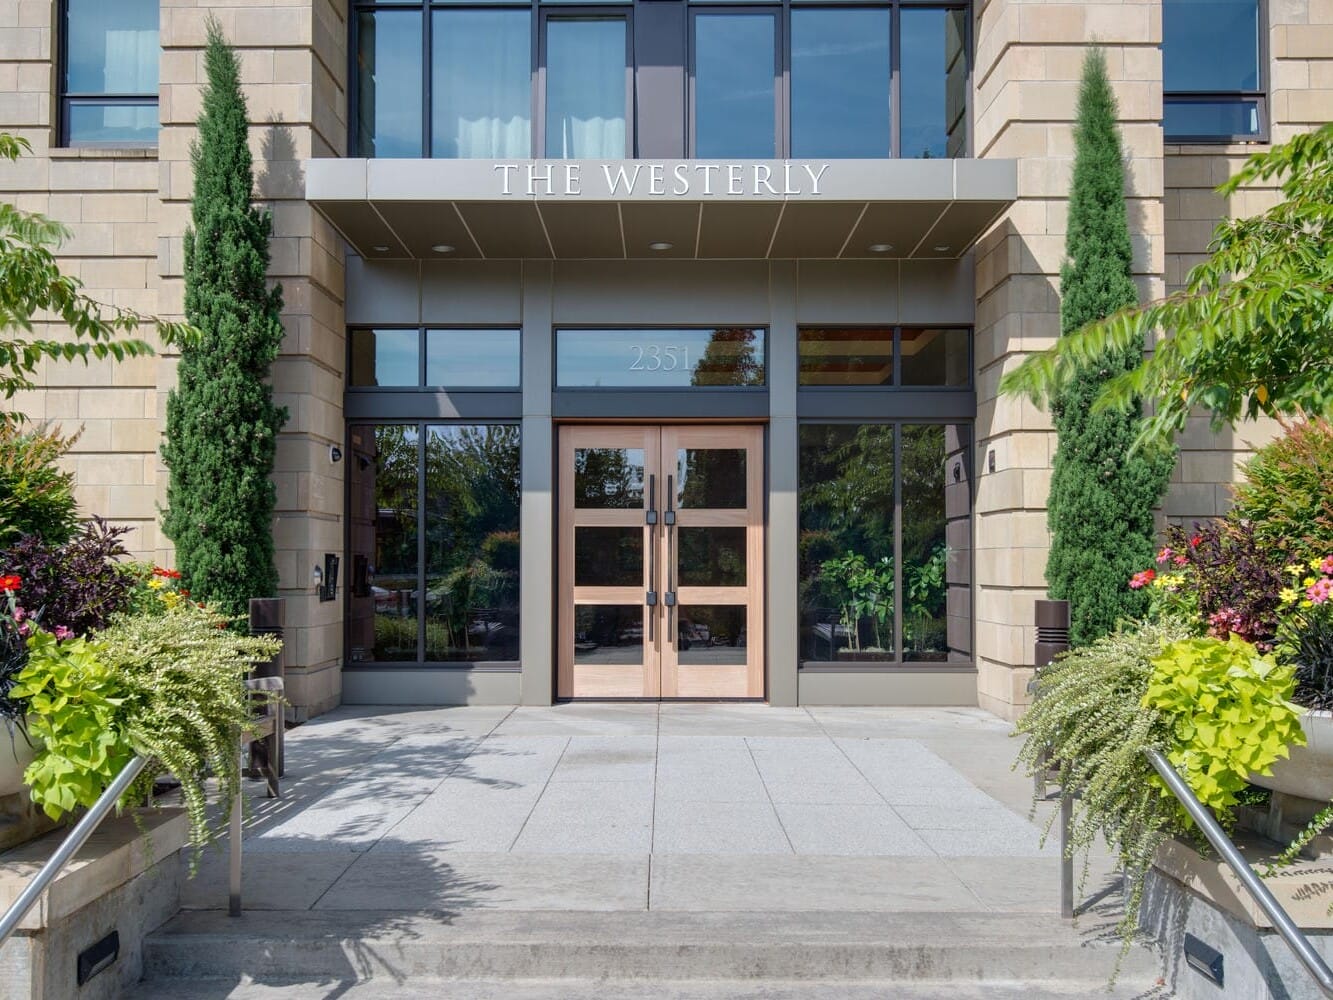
1163;0;1266;142
60;0;159;146
351;1;969;159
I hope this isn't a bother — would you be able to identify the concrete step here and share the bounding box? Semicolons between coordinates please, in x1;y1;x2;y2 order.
137;909;1165;989
129;976;1171;999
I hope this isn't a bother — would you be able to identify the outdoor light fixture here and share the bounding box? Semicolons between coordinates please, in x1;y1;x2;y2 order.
312;564;323;588
648;241;673;251
329;445;342;464
431;244;455;254
372;245;390;252
1183;934;1224;987
868;243;893;253
952;460;962;483
933;245;952;253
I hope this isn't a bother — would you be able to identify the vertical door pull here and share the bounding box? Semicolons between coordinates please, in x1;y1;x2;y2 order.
665;474;676;635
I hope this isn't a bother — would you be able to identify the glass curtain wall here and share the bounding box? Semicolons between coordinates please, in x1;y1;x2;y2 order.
545;17;628;157
432;9;532;158
694;12;777;157
62;0;159;144
790;8;890;158
348;423;521;664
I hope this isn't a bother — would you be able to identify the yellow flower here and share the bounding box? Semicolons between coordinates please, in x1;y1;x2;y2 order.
147;578;165;590
1312;558;1325;572
1281;587;1300;605
1305;577;1317;588
1287;564;1304;575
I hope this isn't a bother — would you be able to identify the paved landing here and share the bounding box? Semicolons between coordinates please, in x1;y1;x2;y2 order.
181;704;1113;916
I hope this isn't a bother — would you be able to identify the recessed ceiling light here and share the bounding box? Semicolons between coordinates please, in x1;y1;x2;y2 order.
867;243;893;253
431;244;455;254
933;245;952;253
648;241;674;251
372;245;390;252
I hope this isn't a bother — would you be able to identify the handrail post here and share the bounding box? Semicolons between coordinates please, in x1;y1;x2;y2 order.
1145;748;1333;998
0;755;148;945
229;740;243;917
1059;789;1074;919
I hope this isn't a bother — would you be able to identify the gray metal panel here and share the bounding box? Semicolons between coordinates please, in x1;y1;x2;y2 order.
342;667;522;706
345;256;421;326
795;260;900;324
767;261;799;708
768;202;866;259
797;667;978;706
344;392;522;421
552;260;770;323
796;389;976;421
375;201;484;259
899;258;975;325
697;203;782;258
540;202;625;258
553;391;768;419
520;263;555;706
317;202;411;260
421;261;524;324
621;203;700;258
914;201;1007;259
635;2;687;158
843;202;949;259
458;202;553;258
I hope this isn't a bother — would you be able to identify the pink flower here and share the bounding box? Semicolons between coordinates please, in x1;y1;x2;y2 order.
1321;556;1333;576
11;606;24;623
1129;569;1156;589
17;623;31;638
1308;578;1333;606
53;625;73;640
1156;547;1174;564
1173;554;1189;567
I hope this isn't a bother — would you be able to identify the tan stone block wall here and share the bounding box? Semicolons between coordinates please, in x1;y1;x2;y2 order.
0;0;163;557
973;0;1165;720
155;0;347;718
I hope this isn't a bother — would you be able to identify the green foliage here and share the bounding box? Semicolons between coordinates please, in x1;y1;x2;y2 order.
1231;419;1333;566
11;632;132;819
0;423;79;546
1002;121;1333;447
904;543;948;652
820;552;894;651
1144;635;1305;822
161;21;287;618
1042;49;1175;646
1015;617;1194;960
97;600;280;861
0;134;193;425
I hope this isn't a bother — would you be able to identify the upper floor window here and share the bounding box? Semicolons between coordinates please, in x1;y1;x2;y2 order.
60;0;159;146
1163;0;1265;142
352;1;969;160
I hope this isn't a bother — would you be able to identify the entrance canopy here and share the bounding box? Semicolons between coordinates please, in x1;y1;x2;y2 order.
307;158;1016;262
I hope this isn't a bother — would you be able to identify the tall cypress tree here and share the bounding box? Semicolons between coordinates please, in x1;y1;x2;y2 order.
1045;49;1174;646
162;21;287;617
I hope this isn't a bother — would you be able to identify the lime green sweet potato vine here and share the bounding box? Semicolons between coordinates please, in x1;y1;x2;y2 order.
1143;634;1305;824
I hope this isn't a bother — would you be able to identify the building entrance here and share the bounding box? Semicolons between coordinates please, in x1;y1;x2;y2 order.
557;425;765;699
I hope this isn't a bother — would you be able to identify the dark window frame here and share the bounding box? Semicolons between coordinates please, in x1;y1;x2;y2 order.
552;324;771;390
1163;0;1269;144
57;0;160;148
796;416;975;671
344;418;523;670
348;0;971;159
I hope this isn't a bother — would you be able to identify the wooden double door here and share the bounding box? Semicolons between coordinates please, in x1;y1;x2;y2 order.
558;425;765;699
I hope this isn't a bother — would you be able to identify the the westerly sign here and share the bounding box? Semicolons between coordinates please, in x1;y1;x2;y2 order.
494;162;831;198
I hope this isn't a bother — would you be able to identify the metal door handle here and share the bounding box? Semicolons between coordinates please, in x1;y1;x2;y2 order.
665;475;676;639
646;474;657;642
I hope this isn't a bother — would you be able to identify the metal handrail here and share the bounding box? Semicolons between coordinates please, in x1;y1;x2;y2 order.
1144;747;1333;998
0;754;148;945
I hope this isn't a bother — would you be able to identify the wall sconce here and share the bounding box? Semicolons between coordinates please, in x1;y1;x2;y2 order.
329;445;343;463
318;553;339;603
952;460;962;483
312;564;323;588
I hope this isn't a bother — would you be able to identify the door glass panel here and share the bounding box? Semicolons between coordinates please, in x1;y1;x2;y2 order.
575;527;643;587
676;448;746;508
694;12;776;158
790;8;889;158
358;425;421;662
677;606;747;665
678;527;746;587
545;17;627;157
574;447;645;508
575;605;644;664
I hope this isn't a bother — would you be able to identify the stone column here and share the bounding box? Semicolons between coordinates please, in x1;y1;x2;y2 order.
972;0;1165;719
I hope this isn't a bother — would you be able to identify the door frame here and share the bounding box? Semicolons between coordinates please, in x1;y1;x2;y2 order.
556;422;765;700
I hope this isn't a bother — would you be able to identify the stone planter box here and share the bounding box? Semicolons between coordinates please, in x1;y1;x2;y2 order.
0;727;37;800
0;807;187;1000
1251;710;1333;802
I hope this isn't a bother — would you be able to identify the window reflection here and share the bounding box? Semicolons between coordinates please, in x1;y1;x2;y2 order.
432;9;531;158
546;17;627;157
791;8;889;158
900;7;968;159
64;0;159;144
694;12;776;158
556;329;765;388
356;10;423;157
1164;0;1259;92
348;424;521;664
350;329;419;387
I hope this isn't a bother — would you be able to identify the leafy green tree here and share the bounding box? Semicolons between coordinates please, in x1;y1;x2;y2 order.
162;22;287;616
0;134;191;426
1003;120;1333;446
1040;50;1174;646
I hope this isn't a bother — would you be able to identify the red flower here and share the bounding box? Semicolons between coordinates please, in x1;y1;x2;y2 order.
1189;534;1202;547
0;574;20;592
1129;568;1156;590
153;567;182;580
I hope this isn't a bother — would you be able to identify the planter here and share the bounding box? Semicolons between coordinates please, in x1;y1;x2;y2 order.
1250;710;1333;802
0;726;36;798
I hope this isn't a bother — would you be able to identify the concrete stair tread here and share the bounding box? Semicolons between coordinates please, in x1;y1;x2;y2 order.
142;908;1163;987
128;977;1171;999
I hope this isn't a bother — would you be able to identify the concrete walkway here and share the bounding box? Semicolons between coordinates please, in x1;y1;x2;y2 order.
179;704;1108;917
